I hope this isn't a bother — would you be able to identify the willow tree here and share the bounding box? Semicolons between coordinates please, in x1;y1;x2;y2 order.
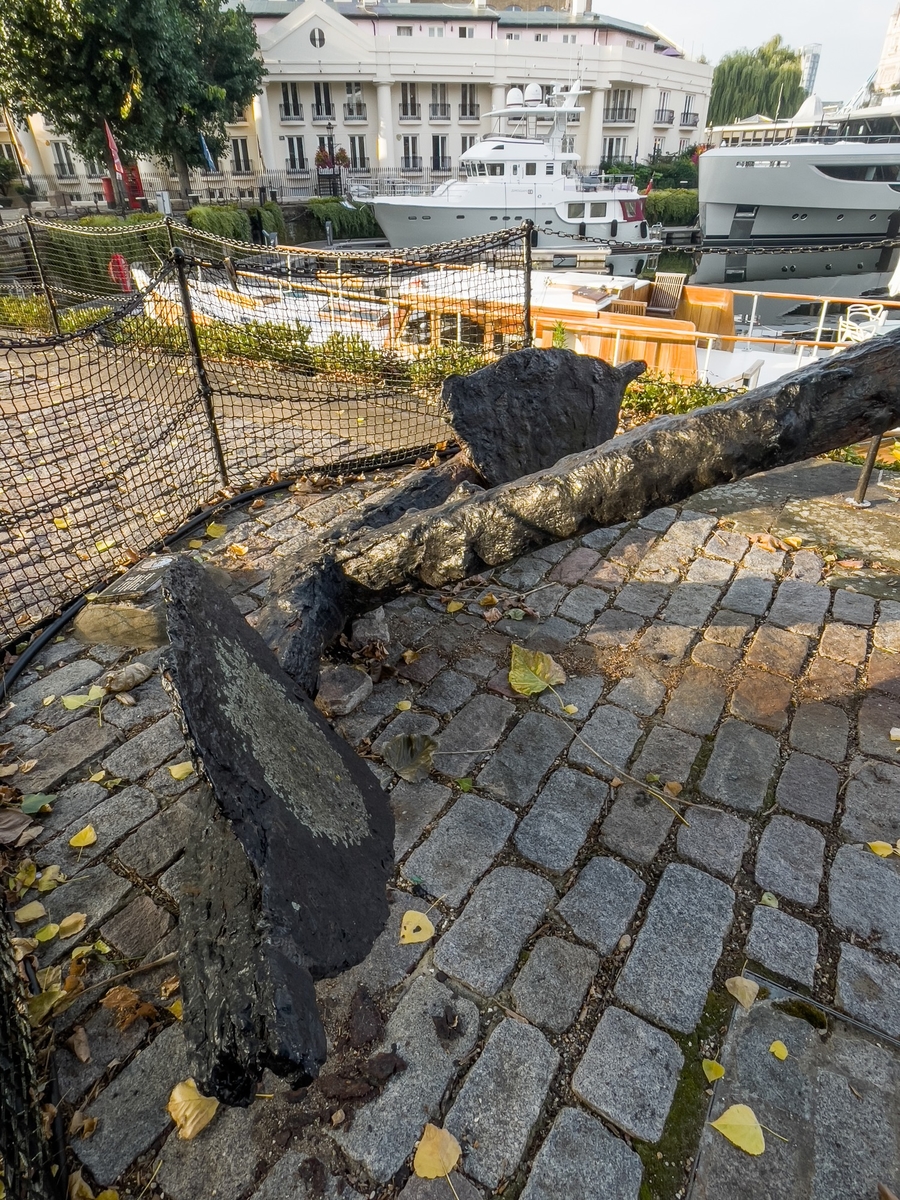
0;0;262;199
708;36;805;126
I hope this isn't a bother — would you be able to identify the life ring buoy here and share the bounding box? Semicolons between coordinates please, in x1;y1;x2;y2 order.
107;253;132;292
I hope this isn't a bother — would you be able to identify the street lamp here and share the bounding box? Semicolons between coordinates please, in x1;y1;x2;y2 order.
326;121;335;164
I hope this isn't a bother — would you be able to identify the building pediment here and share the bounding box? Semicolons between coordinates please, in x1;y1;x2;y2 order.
259;0;371;61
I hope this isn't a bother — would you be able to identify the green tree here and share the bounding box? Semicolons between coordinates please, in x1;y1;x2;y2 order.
159;0;264;201
0;0;262;201
708;35;805;126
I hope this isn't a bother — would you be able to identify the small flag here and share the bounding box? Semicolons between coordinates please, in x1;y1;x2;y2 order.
104;121;126;179
199;133;217;173
643;176;654;196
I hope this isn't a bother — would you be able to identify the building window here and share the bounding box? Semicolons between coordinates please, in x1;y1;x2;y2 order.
506;33;520;40
400;82;419;119
428;26;444;37
231;137;251;172
653;136;664;155
286;136;306;170
51;141;75;178
432;135;448;169
534;33;549;42
679;138;690;152
684;94;696;114
313;82;334;119
397;25;412;35
458;26;473;37
402;135;420;168
603;136;628;160
562;33;576;43
281;82;303;120
348;135;367;169
0;143;17;162
83;157;103;177
309;27;325;47
461;135;477;154
659;90;670;110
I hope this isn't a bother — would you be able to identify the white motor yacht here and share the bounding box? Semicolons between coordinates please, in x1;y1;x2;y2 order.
367;82;659;276
696;95;900;287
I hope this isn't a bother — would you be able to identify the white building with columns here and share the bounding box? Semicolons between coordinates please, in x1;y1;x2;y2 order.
1;0;711;208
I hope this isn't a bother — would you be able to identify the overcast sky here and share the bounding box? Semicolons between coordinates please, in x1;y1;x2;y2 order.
624;0;894;101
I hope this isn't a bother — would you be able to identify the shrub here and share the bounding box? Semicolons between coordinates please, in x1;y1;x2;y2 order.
185;204;252;242
644;189;699;227
622;373;739;421
407;343;489;389
305;199;383;240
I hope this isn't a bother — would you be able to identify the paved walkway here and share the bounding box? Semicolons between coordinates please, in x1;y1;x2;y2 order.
5;457;900;1200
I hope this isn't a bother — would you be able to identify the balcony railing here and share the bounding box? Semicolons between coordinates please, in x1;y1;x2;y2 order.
430;156;452;170
604;107;636;123
285;159;308;173
54;166;77;180
231;164;252;175
459;104;481;121
680;111;699;127
567;111;581;123
401;155;423;169
429;103;451;120
349;157;370;170
343;103;367;121
399;104;421;121
279;104;304;122
654;108;674;125
311;104;336;122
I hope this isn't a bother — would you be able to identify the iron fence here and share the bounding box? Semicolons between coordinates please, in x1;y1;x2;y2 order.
0;218;529;644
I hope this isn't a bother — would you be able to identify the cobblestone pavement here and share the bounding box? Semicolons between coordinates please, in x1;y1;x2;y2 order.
5;457;900;1199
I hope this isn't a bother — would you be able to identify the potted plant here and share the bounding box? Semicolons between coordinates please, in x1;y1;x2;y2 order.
314;146;333;170
0;158;20;207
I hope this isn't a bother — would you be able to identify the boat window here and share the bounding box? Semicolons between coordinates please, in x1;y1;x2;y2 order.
525;162;536;175
620;199;644;220
546;163;554;175
487;163;504;176
567;203;585;218
512;164;519;175
477;162;487;176
814;163;900;181
589;202;607;218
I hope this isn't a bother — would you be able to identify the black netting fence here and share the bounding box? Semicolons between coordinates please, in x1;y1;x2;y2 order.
1;909;56;1200
0;219;528;644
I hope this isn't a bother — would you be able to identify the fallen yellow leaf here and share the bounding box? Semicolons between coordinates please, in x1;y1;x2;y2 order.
413;1123;461;1179
188;539;204;549
167;761;194;781
53;517;69;530
58;913;88;940
227;543;248;556
14;900;47;925
42;695;56;706
725;976;759;1010
396;700;412;711
710;1103;765;1156
167;1079;219;1140
769;1040;789;1061
783;536;803;549
35;923;60;943
664;781;683;797
399;910;435;944
562;704;579;715
69;825;97;849
205;522;227;539
37;865;66;893
168;998;184;1020
479;593;498;608
702;1059;725;1082
446;600;464;614
868;841;895;858
508;644;566;697
89;771;106;783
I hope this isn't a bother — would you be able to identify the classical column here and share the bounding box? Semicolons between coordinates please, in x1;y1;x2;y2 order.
585;88;605;170
375;82;395;168
253;89;277;175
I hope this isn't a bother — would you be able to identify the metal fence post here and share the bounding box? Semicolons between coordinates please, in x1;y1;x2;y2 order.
170;247;229;487
23;216;61;335
164;216;176;252
522;220;534;348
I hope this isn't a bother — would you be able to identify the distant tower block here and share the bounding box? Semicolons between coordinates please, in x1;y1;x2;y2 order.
801;43;821;94
876;5;900;92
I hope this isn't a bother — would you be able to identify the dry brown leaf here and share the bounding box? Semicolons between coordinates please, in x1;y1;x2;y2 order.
69;1110;98;1140
103;661;153;693
160;975;180;1000
100;985;157;1031
58;912;88;939
68;1168;95;1200
67;1025;92;1064
725;976;759;1010
167;1078;219;1140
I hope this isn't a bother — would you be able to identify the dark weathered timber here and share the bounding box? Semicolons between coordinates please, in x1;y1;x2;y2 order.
163;559;395;1105
257;453;481;689
177;785;326;1104
443;348;645;484
336;334;900;589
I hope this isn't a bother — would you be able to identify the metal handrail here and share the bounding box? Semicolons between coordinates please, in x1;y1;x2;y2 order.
343;103;367;121
680;112;700;127
654;109;675;124
399;104;422;120
429;104;451;120
279;104;304;122
604;107;636;122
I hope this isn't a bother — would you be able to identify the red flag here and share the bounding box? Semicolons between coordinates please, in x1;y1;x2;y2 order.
643;176;654;196
104;120;126;179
